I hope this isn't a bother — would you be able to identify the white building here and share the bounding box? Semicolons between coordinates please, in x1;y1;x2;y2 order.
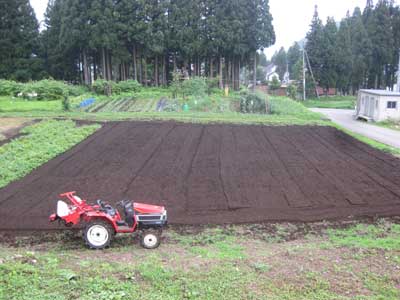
265;64;280;82
356;89;400;122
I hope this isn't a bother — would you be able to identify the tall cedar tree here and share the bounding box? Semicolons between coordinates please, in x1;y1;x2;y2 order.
305;6;325;85
287;42;301;78
271;47;287;81
8;0;275;89
0;0;42;81
335;15;353;94
320;17;338;92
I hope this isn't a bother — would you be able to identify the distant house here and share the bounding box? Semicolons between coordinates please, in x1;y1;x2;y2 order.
316;87;337;96
356;89;400;122
265;64;280;82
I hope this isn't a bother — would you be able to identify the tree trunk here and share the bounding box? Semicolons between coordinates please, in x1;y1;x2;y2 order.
253;51;257;91
101;48;106;80
144;57;148;86
82;49;90;85
173;53;177;72
188;58;192;77
139;51;143;84
133;45;137;81
93;52;97;81
162;55;167;86
219;55;223;89
154;56;159;87
210;58;213;78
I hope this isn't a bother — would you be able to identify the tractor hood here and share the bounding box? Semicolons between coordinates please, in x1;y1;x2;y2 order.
134;202;165;214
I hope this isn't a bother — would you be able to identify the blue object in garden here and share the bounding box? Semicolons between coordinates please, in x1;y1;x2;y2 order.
156;98;168;111
182;103;189;112
79;98;95;108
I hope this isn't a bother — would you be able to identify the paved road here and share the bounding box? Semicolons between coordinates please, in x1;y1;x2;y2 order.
310;108;400;149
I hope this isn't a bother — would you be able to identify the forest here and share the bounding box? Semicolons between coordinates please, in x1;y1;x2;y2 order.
0;0;275;90
271;0;400;95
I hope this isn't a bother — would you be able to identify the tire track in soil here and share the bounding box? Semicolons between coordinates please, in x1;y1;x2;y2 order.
278;126;366;206
121;124;177;197
309;127;400;205
125;124;193;210
226;126;288;209
185;125;229;212
182;125;205;213
258;126;313;208
316;127;400;184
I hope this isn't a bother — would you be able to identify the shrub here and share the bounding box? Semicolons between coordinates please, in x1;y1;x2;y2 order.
21;80;71;100
182;77;207;100
239;90;268;114
116;80;141;93
0;80;22;96
170;71;183;99
92;79;114;96
206;77;220;95
269;76;281;91
62;95;71;111
287;84;298;100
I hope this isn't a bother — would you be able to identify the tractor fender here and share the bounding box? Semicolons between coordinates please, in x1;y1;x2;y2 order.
82;212;118;232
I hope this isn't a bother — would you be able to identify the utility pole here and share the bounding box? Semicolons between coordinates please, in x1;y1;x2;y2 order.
303;48;306;101
397;49;400;92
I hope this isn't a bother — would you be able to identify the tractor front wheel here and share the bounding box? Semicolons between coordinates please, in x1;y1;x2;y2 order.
140;229;161;249
84;220;113;249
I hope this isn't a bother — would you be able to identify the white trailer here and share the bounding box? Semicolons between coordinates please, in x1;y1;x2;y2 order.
356;89;400;122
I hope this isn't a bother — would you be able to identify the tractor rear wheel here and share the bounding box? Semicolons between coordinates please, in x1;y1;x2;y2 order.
84;220;114;249
140;229;161;249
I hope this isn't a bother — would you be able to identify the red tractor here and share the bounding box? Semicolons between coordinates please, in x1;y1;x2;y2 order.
49;191;167;249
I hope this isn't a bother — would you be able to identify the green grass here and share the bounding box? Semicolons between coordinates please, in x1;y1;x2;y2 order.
303;96;357;109
0;96;62;112
325;222;400;250
0;120;100;188
376;119;400;131
1;220;400;300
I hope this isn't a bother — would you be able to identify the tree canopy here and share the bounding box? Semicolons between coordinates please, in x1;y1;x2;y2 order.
0;0;276;90
304;1;400;94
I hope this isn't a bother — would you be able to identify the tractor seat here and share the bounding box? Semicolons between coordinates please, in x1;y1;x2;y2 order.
123;201;135;227
97;199;117;217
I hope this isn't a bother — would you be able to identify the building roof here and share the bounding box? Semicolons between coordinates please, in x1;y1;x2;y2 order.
359;89;400;96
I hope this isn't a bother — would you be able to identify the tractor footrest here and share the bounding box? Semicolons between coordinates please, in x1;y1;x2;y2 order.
116;225;133;232
116;220;126;226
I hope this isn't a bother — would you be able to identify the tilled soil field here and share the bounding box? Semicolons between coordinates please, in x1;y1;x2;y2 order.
1;121;400;230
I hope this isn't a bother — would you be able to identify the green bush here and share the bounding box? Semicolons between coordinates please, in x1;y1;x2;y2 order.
93;80;142;96
92;79;115;96
0;80;22;96
239;91;268;114
206;77;220;95
21;80;70;100
0;79;86;100
116;80;141;93
182;77;207;100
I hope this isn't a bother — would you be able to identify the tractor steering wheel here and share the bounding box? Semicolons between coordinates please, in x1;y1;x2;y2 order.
96;199;105;209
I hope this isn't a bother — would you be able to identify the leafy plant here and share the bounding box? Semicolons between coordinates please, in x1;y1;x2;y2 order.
62;95;70;111
0;80;22;96
0;120;100;188
115;80;141;93
268;76;281;91
92;80;115;96
239;90;268;114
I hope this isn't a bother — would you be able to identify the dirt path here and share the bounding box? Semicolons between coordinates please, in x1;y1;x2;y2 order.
1;121;400;231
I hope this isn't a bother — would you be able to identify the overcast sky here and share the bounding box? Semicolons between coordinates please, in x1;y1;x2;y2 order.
30;0;396;58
